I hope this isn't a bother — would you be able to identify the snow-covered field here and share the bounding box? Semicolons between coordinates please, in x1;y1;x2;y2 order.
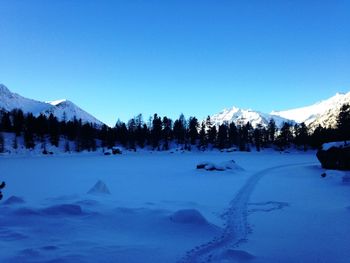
0;151;349;263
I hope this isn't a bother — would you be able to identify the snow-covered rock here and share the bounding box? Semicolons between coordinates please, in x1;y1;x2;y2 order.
197;160;244;172
317;142;350;170
87;180;111;195
322;141;349;151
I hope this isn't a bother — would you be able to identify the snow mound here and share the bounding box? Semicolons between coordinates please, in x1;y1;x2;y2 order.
170;209;208;225
219;160;244;171
42;204;83;216
197;160;244;172
218;249;255;261
3;196;25;205
87;180;111;195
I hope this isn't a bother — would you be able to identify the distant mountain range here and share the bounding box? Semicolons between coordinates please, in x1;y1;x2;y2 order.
210;107;291;128
0;84;103;126
1;83;349;130
211;92;350;129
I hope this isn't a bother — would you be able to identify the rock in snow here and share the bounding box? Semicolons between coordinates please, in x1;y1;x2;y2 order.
87;180;111;195
197;160;244;172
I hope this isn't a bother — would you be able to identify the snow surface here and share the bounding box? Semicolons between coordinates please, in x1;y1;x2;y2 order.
1;151;349;263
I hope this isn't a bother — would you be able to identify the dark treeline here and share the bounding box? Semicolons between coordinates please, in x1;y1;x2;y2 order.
0;104;349;153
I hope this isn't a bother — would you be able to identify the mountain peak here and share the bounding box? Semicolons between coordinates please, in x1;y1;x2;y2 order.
0;83;15;97
272;90;350;125
0;84;13;96
0;84;104;126
47;99;68;106
211;106;291;128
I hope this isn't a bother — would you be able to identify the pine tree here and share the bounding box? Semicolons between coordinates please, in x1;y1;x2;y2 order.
198;121;207;150
0;181;5;200
48;114;60;147
208;125;217;146
228;122;238;147
173;114;186;145
310;125;325;149
0;132;4;153
267;119;277;145
12;135;18;150
65;140;70;153
1;112;12;132
135;114;146;148
253;124;263;151
127;118;136;150
188;117;199;145
24;129;35;149
238;123;251;151
275;122;293;150
151;114;162;150
294;122;308;151
116;121;128;147
162;116;172;150
12;109;24;136
217;123;228;149
337;103;350;141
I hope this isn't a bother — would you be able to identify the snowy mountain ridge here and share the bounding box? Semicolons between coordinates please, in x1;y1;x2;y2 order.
271;92;350;125
0;84;103;126
211;91;350;129
210;106;292;128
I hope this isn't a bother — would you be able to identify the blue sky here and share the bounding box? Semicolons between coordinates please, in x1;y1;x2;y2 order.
0;0;349;126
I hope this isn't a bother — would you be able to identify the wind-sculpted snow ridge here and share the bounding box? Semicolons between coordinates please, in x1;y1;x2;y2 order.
179;163;313;263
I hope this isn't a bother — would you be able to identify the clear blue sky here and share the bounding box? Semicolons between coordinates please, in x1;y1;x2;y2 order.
0;0;349;126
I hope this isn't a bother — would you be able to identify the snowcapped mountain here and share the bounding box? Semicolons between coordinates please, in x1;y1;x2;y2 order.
210;106;292;128
210;91;350;129
0;84;49;114
271;92;350;125
0;84;103;126
44;99;103;125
